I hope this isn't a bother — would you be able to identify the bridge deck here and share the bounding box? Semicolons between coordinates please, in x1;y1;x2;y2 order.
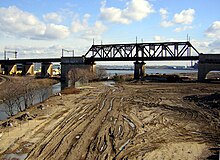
86;56;199;62
0;58;61;64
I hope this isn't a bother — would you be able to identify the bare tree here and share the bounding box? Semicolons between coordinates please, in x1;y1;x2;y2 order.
3;100;15;116
96;67;108;79
37;84;50;102
20;77;37;109
0;76;56;117
68;68;96;87
20;77;52;106
14;92;23;112
2;81;21;116
68;68;83;87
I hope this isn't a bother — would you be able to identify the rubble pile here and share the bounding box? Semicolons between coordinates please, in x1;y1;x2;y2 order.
15;112;35;121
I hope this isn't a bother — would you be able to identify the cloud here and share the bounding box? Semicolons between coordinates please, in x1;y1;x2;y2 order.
159;8;168;20
159;8;173;27
81;21;107;40
190;39;220;54
0;6;70;40
205;21;220;39
173;9;195;25
208;39;220;54
0;6;45;38
123;0;154;21
160;20;173;27
100;0;154;24
43;24;70;39
71;14;107;40
174;26;193;32
43;12;63;24
159;8;195;32
71;14;90;33
209;39;220;48
100;6;130;24
154;35;164;41
4;44;63;58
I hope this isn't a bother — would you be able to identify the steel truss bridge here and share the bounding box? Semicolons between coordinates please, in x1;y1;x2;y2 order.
2;41;220;82
84;41;200;63
0;42;200;64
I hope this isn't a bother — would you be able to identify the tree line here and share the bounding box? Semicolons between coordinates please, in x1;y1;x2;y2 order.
1;77;53;116
68;67;108;87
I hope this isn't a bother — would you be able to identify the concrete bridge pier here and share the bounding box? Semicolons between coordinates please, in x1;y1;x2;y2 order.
198;54;220;81
62;63;96;81
61;57;95;88
198;63;210;81
134;61;146;79
41;62;53;77
4;64;17;75
22;62;34;75
0;64;2;74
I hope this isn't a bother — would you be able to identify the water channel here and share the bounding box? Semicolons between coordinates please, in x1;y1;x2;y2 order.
0;82;61;121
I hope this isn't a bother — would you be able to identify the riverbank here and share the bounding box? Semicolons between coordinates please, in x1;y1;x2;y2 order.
0;81;219;159
0;76;59;120
0;76;58;99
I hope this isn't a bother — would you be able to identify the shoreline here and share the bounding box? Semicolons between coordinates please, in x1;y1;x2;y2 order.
0;76;59;121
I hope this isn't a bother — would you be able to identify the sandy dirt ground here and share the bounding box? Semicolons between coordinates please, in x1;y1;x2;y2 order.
0;81;220;160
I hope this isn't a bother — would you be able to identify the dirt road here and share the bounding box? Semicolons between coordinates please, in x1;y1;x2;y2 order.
0;81;220;159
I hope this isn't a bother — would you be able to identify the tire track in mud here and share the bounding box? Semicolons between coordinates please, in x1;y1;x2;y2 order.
26;83;219;160
27;87;128;160
65;87;130;160
28;84;138;160
85;95;137;160
27;90;110;159
113;88;208;159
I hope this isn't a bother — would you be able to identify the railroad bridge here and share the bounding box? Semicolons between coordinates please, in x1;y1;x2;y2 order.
0;41;219;82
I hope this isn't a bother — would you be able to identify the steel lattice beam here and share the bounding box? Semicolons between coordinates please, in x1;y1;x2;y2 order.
84;41;200;63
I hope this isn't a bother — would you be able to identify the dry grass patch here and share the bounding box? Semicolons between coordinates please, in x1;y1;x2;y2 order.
61;87;80;94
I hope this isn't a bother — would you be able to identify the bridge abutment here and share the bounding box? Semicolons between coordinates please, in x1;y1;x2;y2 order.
198;54;220;81
22;62;34;75
41;62;53;77
134;61;146;79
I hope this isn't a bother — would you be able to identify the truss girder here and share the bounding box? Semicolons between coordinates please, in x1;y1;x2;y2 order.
84;42;200;61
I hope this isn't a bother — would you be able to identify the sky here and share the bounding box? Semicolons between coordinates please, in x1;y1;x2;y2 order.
0;0;220;66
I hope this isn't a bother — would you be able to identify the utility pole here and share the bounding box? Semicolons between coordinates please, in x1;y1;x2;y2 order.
62;49;74;57
4;50;6;60
4;50;17;60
